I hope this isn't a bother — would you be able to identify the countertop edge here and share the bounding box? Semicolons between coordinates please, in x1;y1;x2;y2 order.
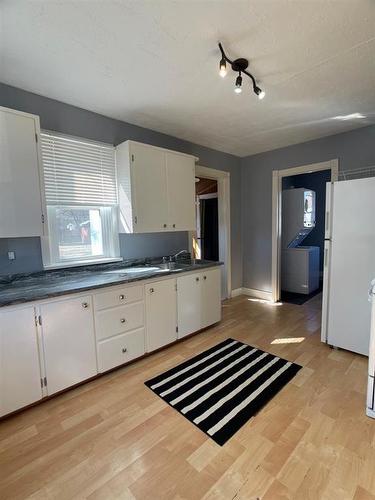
0;262;223;309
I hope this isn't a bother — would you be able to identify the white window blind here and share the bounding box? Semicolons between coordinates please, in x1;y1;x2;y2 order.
41;132;117;206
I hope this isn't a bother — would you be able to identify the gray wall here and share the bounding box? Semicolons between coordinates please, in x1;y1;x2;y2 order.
241;124;375;292
0;83;242;286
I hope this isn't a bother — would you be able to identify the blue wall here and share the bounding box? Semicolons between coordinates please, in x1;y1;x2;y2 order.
0;83;242;285
241;124;375;292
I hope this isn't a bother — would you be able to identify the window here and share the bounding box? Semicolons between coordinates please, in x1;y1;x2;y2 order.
41;131;120;268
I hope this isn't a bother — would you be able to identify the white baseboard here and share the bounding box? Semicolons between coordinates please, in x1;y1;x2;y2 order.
231;287;273;301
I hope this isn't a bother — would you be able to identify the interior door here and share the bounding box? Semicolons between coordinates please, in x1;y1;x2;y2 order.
145;279;177;351
0;306;42;416
166;152;195;231
0;108;43;237
326;178;375;355
177;273;202;338
41;296;97;394
131;143;169;232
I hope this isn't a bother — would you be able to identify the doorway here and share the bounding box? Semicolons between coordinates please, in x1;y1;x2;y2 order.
195;178;219;261
280;170;331;305
272;160;338;302
190;166;231;300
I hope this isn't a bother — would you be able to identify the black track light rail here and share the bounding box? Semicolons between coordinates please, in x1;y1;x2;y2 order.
218;42;264;98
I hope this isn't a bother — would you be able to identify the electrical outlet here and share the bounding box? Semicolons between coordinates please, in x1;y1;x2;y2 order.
8;251;16;261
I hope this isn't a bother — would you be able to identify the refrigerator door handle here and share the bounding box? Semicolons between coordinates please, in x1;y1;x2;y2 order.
368;279;375;302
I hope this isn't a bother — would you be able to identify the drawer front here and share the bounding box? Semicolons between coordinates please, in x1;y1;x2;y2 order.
96;302;144;341
97;328;145;373
94;284;143;310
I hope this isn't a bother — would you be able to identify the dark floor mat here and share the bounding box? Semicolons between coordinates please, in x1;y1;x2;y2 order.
281;284;323;305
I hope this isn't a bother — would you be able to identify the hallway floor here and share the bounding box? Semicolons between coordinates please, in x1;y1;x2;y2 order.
0;294;373;500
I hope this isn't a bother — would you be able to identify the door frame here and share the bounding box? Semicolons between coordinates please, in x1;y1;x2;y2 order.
271;159;339;302
190;166;231;299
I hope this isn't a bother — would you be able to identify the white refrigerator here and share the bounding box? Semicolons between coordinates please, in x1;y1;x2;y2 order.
321;177;375;356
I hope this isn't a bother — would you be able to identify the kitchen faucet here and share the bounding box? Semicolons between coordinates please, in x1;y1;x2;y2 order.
171;249;189;261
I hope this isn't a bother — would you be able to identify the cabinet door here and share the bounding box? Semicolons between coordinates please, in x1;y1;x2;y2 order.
177;273;202;338
131;143;169;232
0;108;43;237
201;268;222;329
41;296;97;395
145;279;177;351
166;152;195;231
0;307;42;416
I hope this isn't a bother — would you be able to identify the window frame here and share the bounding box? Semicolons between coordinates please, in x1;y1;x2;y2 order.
39;130;121;270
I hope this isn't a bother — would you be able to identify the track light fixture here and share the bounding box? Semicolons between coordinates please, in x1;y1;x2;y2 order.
218;42;265;99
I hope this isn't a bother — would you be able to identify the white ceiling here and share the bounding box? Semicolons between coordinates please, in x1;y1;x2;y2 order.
1;1;375;157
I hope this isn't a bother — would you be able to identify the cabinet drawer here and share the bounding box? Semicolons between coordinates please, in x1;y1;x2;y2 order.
95;302;144;341
97;328;145;373
94;285;143;310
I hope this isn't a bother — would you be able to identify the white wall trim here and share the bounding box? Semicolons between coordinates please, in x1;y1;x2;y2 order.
191;165;231;300
231;287;272;301
271;159;339;302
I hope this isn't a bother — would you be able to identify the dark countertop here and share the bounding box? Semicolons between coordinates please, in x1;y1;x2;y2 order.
0;258;222;308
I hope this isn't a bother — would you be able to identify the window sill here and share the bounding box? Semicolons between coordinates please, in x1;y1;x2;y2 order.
43;257;123;271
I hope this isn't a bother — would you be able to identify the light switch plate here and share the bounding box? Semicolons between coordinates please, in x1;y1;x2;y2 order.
8;251;16;260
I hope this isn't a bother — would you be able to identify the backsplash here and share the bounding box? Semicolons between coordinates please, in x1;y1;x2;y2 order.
0;232;189;276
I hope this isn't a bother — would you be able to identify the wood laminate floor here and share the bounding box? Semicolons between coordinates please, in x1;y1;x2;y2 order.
1;294;374;500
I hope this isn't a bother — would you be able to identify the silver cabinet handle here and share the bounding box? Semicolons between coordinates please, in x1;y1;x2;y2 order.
172;224;176;228
119;294;126;300
196;277;200;282
203;276;207;280
120;318;126;323
150;287;154;293
82;302;89;308
122;347;127;353
163;224;167;228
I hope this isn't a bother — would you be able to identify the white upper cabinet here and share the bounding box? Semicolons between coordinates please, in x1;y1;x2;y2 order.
0;107;44;238
117;140;196;233
166;152;195;231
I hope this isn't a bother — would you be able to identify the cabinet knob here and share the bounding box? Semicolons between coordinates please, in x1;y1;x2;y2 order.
120;318;126;323
122;347;127;353
203;276;207;280
119;294;126;300
82;302;89;308
196;277;200;282
172;224;176;228
163;224;167;228
150;287;154;293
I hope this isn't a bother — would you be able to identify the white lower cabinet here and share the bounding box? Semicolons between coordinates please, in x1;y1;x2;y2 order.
176;272;202;338
40;295;97;395
177;267;221;338
145;279;177;352
201;268;222;328
0;266;221;417
0;306;42;416
97;327;145;372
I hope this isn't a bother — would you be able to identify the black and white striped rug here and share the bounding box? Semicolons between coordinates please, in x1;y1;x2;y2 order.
145;338;302;445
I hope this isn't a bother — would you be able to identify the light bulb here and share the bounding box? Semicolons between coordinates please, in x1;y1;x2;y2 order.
219;58;227;78
234;74;242;94
254;85;265;100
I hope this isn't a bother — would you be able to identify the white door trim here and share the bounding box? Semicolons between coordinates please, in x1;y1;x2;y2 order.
271;159;339;302
192;166;231;299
